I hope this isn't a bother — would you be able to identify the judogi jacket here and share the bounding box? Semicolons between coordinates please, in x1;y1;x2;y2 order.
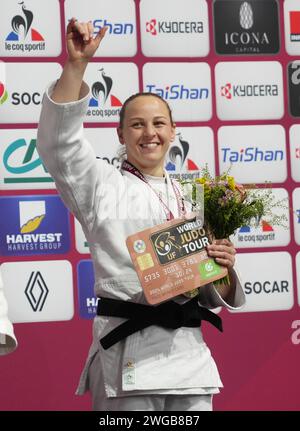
37;82;246;397
0;269;17;356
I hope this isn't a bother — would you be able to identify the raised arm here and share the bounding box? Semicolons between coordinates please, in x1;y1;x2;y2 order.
52;18;107;103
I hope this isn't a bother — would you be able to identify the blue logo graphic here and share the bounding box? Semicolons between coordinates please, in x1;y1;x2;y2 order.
77;260;98;319
145;84;209;100
0;195;70;256
221;147;284;163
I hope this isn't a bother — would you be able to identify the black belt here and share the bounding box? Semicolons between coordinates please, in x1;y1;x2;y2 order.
97;296;223;350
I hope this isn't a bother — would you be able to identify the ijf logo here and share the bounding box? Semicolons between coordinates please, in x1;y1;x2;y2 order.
87;68;122;120
5;1;45;53
1;135;54;189
0;195;71;256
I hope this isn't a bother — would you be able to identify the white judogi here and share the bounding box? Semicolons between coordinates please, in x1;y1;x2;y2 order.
0;268;17;356
37;82;245;403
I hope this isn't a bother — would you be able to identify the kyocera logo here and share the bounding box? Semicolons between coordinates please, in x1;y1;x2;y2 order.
221;82;279;99
221;147;284;163
146;18;203;36
145;84;209;100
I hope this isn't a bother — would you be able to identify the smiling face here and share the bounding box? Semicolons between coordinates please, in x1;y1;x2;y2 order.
117;95;176;177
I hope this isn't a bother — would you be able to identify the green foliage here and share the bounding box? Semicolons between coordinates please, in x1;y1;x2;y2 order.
180;167;288;240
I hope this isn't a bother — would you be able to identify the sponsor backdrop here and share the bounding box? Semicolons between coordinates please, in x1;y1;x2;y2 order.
0;0;299;411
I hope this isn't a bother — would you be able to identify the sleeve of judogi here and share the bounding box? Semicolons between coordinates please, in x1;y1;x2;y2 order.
37;81;123;232
0;269;17;356
198;266;246;310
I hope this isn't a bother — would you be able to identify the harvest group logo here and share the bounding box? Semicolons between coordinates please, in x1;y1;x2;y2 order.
0;195;70;256
0;81;8;105
19;200;45;233
77;260;98;319
5;1;45;53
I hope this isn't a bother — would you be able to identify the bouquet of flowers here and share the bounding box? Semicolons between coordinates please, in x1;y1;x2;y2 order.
180;167;288;286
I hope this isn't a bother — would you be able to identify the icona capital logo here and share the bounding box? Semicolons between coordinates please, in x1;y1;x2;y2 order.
240;2;254;30
0;81;8;105
6;1;44;42
214;0;279;55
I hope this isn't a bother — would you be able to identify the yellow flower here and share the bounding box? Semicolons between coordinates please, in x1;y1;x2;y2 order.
227;176;235;191
195;177;207;185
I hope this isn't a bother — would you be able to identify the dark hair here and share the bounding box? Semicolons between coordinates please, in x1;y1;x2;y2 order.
118;92;174;128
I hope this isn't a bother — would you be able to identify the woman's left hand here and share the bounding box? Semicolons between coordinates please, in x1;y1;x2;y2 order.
206;239;236;269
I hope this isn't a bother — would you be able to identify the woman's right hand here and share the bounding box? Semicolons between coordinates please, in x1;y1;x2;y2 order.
66;18;107;62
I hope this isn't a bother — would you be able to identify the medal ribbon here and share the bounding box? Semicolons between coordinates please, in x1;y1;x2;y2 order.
121;160;185;220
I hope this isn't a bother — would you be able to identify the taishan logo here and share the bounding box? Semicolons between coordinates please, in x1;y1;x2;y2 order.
221;147;284;163
5;1;45;53
146;18;203;36
165;133;200;180
0;82;8;105
221;82;278;99
87;69;122;118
